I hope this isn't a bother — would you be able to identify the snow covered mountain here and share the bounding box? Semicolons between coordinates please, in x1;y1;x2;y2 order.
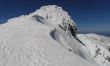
0;5;110;66
77;33;110;66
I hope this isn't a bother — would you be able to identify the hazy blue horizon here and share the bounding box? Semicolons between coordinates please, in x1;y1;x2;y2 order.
78;31;110;36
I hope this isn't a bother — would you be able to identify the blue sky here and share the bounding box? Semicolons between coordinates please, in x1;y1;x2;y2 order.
0;0;110;33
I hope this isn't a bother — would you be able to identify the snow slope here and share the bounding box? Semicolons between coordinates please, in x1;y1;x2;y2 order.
0;5;98;66
77;33;110;66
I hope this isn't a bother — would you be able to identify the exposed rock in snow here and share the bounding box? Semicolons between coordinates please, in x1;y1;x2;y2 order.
0;5;98;66
30;5;76;26
77;33;110;66
30;5;77;36
0;5;110;66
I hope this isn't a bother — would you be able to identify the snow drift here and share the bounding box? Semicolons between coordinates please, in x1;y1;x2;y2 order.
0;5;110;66
77;33;110;66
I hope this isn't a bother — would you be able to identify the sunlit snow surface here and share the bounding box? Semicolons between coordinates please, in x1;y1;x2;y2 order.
77;33;110;66
0;5;109;66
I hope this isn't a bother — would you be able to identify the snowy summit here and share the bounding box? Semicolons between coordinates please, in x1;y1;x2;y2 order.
0;5;110;66
30;5;77;36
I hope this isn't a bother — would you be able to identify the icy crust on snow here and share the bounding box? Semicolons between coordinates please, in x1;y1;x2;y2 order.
77;33;110;66
0;5;97;66
30;5;76;31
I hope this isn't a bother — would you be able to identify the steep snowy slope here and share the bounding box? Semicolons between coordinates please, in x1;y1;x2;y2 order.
0;5;98;66
77;33;110;66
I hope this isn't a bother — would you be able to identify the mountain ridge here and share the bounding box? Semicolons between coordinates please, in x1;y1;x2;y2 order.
0;5;110;66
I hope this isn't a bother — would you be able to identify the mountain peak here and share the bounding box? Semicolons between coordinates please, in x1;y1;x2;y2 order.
30;5;77;36
31;5;75;25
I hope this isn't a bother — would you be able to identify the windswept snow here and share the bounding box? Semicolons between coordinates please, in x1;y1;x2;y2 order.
77;33;110;66
30;5;76;27
0;5;110;66
0;5;98;66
